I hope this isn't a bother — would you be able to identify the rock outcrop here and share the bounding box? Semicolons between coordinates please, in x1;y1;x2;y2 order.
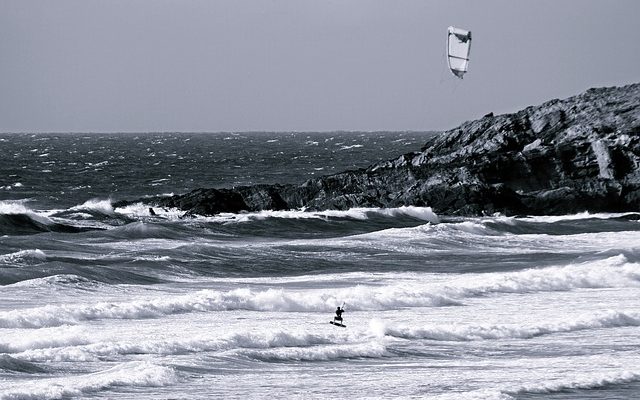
123;83;640;216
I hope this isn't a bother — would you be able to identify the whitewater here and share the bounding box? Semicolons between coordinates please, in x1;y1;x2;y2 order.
1;132;639;399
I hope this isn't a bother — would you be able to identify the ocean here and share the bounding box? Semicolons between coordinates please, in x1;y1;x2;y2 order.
0;132;639;400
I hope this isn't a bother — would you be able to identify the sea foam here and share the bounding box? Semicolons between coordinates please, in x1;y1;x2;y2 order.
0;326;91;354
0;201;52;225
14;328;352;362
208;206;439;224
510;369;640;394
377;310;640;341
69;199;114;215
234;341;387;362
0;361;176;399
0;286;457;329
0;250;47;265
1;255;637;329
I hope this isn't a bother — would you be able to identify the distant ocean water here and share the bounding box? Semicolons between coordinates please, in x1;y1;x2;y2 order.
1;132;639;400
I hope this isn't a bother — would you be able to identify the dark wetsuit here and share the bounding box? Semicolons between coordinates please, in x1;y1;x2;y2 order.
334;307;343;322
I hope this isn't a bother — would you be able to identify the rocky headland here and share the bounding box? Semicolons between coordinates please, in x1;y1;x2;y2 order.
120;83;640;216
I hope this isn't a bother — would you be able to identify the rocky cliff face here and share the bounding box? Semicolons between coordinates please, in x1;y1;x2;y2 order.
136;83;640;216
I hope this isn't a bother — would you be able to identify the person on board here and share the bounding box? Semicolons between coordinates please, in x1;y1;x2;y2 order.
334;306;344;324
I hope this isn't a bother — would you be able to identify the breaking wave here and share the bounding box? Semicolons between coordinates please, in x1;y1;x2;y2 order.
6;274;99;289
234;341;388;362
68;199;114;215
0;250;47;265
0;326;92;354
0;361;176;399
0;355;45;374
516;211;640;224
0;201;99;236
377;310;640;341
510;369;640;395
189;206;439;224
16;334;387;363
1;254;637;329
115;202;184;219
0;286;458;329
15;309;638;362
430;254;640;297
14;328;350;361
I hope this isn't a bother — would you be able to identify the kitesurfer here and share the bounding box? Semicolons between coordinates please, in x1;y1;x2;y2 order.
334;306;344;324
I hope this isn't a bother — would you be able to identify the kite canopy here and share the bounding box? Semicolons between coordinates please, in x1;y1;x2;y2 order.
447;26;472;79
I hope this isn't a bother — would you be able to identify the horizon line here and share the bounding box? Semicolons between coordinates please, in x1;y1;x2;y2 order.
0;129;441;135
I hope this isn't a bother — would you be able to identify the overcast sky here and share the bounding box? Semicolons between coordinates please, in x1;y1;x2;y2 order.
1;0;638;133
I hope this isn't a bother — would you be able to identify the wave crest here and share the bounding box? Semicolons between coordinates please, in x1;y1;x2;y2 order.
69;199;114;215
0;361;176;399
207;206;439;224
0;250;47;265
512;370;640;394
0;355;45;374
2;255;638;329
376;310;640;341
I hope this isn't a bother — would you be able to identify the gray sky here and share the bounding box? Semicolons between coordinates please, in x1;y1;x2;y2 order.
1;0;638;133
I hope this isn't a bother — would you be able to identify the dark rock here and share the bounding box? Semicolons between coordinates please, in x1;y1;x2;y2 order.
156;188;249;216
122;83;640;216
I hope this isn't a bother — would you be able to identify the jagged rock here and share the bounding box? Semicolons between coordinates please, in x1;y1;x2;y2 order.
157;188;249;216
122;83;640;216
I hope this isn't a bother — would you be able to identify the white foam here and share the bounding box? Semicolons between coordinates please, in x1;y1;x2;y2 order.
0;326;91;353
338;144;364;150
425;390;514;400
0;361;176;399
133;255;171;262
0;285;457;329
352;220;494;242
0;201;36;216
518;211;639;223
447;220;495;235
65;212;94;219
2;255;638;329
0;249;47;264
510;369;640;394
438;254;640;297
0;183;23;190
211;206;439;224
15;328;352;361
69;199;114;215
237;341;387;361
336;219;640;257
371;206;440;222
6;274;95;289
378;310;640;341
115;202;184;219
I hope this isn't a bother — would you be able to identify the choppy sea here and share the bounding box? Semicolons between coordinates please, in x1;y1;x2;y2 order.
1;132;639;400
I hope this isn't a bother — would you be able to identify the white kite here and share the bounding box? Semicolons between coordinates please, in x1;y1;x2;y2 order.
447;26;472;79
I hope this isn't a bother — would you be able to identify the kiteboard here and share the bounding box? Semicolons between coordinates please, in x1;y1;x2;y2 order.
330;321;346;328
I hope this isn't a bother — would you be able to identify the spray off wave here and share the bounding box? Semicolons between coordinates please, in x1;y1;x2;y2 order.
68;199;115;215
